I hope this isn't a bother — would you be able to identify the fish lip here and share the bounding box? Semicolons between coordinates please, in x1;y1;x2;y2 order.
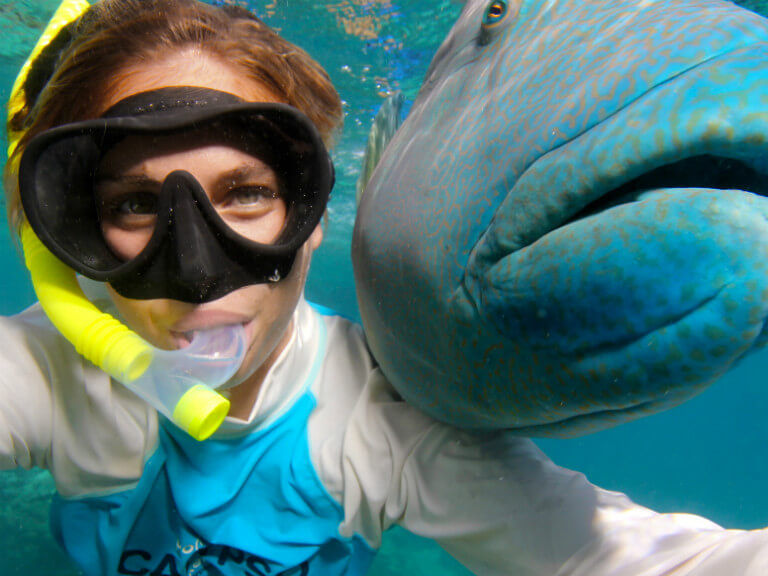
467;150;768;286
563;154;768;227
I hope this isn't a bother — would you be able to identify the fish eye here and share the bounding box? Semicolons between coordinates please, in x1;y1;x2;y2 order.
483;0;509;29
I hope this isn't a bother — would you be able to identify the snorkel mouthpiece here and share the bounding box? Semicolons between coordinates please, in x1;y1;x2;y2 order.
21;225;243;441
128;322;245;441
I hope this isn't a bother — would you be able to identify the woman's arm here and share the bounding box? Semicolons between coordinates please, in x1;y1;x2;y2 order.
403;424;767;575
338;368;768;575
0;306;56;470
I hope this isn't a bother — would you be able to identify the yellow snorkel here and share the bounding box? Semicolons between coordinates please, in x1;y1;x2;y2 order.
20;225;239;441
21;224;153;382
8;0;237;441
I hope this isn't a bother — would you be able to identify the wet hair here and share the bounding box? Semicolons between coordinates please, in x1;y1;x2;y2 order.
4;0;343;232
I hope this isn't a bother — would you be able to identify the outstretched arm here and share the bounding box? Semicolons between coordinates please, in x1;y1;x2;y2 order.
0;308;55;470
337;369;768;575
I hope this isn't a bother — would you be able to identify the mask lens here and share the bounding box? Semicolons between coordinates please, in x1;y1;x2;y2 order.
93;128;288;262
29;132;125;272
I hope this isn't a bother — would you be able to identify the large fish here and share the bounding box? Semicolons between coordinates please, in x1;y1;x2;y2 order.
352;0;768;435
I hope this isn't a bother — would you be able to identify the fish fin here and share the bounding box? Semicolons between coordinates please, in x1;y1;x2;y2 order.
356;92;406;204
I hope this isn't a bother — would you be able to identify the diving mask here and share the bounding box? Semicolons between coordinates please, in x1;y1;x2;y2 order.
19;86;334;303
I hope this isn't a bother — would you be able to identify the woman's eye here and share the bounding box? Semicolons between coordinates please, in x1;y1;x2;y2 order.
228;186;279;207
115;192;159;215
99;191;159;229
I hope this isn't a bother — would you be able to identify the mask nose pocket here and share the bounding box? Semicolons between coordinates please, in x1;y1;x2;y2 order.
163;170;237;302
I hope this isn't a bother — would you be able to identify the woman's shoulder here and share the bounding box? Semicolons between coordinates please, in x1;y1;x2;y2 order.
2;303;77;363
309;303;375;397
0;302;158;497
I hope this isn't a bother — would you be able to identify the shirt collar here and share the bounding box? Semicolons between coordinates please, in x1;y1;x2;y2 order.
217;296;320;435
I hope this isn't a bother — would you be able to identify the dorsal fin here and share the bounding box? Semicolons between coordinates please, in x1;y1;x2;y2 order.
356;92;406;204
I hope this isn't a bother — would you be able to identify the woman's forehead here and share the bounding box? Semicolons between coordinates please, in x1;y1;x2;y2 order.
99;48;282;115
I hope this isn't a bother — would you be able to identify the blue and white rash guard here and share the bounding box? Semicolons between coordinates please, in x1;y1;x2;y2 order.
2;295;768;576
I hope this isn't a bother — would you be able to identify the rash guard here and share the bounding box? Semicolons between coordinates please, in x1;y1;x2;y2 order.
1;296;768;575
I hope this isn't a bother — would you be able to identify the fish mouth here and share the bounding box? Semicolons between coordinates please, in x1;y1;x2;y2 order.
565;154;768;225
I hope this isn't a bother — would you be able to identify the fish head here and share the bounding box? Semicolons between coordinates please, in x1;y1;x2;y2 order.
353;0;768;433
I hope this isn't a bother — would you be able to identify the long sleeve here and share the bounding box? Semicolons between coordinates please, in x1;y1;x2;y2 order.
0;306;58;470
335;368;768;575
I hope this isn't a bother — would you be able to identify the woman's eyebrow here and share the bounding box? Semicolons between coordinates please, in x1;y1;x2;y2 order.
95;163;274;186
95;173;159;186
216;163;274;183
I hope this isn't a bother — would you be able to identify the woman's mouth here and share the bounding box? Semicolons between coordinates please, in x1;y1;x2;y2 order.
169;330;194;349
170;311;254;349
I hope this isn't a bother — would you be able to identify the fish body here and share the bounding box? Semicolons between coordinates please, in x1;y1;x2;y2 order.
353;0;768;434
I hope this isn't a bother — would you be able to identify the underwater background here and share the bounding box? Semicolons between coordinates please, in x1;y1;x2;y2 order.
1;0;768;574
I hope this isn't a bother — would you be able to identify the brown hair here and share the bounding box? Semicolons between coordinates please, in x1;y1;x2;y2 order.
4;0;342;232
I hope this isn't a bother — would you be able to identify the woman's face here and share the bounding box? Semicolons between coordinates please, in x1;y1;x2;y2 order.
98;49;322;383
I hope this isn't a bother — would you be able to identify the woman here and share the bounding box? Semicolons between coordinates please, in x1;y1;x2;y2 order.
2;0;768;575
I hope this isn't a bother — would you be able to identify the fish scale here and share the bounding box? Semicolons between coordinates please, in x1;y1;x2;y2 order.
353;0;768;434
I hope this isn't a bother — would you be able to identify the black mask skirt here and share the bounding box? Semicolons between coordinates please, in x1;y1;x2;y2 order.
18;87;335;303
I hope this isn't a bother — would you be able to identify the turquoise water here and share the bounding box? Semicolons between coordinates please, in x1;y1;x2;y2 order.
1;0;768;574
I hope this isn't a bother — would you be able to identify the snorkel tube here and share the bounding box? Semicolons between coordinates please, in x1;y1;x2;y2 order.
21;225;242;440
8;0;243;441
